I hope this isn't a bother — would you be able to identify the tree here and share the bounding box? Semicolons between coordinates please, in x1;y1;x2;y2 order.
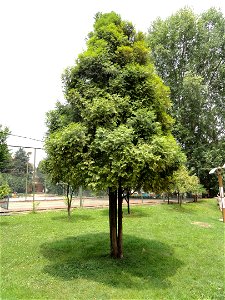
165;166;206;205
11;148;31;176
45;12;185;258
0;174;11;199
147;7;225;195
188;175;206;202
65;184;74;218
0;125;11;173
37;160;64;195
39;158;74;217
7;148;33;193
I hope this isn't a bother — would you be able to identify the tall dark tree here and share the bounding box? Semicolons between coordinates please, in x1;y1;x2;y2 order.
11;148;31;176
45;12;185;258
147;7;225;195
0;125;11;173
6;148;33;193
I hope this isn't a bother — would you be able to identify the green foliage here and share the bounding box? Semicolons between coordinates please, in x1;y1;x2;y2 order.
164;166;207;204
2;148;33;193
3;173;27;193
11;147;32;175
0;174;11;198
45;12;185;192
170;166;201;194
0;125;11;172
147;7;225;195
37;160;64;194
45;123;89;187
0;130;35;193
188;174;206;196
0;183;11;198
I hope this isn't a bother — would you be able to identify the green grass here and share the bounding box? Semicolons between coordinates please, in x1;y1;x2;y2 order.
1;199;224;299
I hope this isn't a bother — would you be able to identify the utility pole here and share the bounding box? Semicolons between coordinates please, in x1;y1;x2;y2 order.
25;152;32;200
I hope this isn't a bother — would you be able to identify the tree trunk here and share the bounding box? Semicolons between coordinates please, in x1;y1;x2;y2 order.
109;183;124;259
179;192;182;206
67;201;71;217
194;194;198;202
109;188;118;258
127;192;130;214
117;181;123;258
177;192;180;204
66;184;72;218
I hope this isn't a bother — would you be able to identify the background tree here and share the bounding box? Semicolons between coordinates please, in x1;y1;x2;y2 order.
7;148;33;193
0;125;11;173
45;12;185;258
37;160;64;195
11;148;31;176
188;175;206;202
147;7;225;195
0;173;11;199
169;166;206;205
40;158;75;217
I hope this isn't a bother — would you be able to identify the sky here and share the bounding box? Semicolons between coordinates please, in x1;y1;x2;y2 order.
0;0;224;164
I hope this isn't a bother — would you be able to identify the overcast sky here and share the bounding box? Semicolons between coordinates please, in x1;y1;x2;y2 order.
0;0;224;164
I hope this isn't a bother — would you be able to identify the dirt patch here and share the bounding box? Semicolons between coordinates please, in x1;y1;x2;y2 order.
191;221;212;228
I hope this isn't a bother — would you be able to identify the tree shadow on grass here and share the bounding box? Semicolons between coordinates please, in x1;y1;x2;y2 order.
0;221;9;226
101;207;150;218
41;233;182;289
166;203;198;215
51;213;95;223
123;210;150;218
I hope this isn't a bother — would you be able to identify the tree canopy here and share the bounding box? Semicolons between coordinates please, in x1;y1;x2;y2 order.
0;173;11;199
45;12;185;258
147;7;225;195
11;148;31;176
0;125;11;173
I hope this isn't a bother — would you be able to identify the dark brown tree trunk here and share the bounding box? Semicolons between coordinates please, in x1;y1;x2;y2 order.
108;181;124;259
67;202;71;217
179;192;182;206
66;184;72;218
117;180;123;258
127;191;130;214
177;192;180;204
109;187;118;258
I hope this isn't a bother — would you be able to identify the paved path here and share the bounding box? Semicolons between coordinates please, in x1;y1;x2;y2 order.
0;196;164;213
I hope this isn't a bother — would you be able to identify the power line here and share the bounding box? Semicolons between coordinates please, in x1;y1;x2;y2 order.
7;145;44;150
8;133;44;142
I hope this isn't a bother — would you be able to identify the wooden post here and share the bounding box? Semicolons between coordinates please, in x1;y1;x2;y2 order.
217;173;225;223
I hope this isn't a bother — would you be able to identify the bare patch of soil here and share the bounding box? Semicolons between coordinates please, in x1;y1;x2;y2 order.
191;221;212;228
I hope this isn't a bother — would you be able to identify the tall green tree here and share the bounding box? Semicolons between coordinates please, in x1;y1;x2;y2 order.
45;12;185;258
0;173;11;199
0;125;11;173
6;148;33;193
147;7;225;195
37;160;64;195
11;148;32;176
168;165;206;205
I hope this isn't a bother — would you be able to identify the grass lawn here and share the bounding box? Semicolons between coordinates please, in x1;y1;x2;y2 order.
0;199;224;299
